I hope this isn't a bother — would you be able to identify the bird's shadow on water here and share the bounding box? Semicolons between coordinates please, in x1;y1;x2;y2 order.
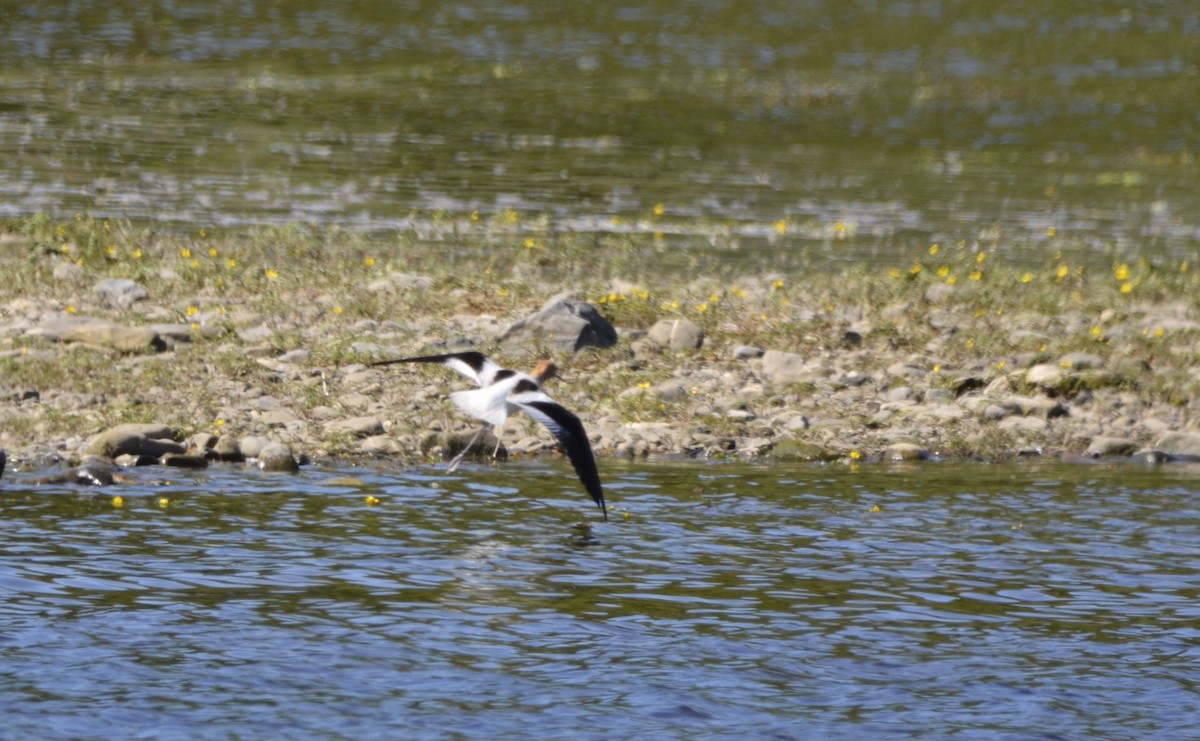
565;522;602;549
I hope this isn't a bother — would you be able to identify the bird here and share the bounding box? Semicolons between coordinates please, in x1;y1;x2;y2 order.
370;351;607;520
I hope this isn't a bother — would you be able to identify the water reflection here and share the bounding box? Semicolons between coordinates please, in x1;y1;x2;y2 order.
4;459;1198;737
1;1;1197;264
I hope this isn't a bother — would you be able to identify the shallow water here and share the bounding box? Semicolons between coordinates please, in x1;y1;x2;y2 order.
2;1;1198;266
3;458;1199;739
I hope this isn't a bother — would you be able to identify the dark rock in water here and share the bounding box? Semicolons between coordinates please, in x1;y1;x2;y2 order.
257;442;299;472
161;453;209;469
499;295;617;351
38;457;119;486
114;453;159;467
1132;449;1171;464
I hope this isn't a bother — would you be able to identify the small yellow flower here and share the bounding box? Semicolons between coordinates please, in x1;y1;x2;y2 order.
1154;327;1165;338
65;305;76;314
888;268;902;279
637;381;651;389
158;497;169;508
186;306;198;317
106;244;117;256
60;242;70;253
523;238;536;249
910;262;923;275
265;268;279;281
996;359;1006;370
773;219;787;235
849;450;862;461
505;208;518;223
946;275;958;286
1120;282;1132;294
937;265;950;277
190;259;200;269
364;256;376;267
208;247;219;258
969;270;983;281
696;302;709;313
1114;263;1130;281
226;258;237;268
112;496;123;508
1090;325;1102;337
929;243;940;256
181;247;191;259
198;228;207;238
365;495;381;506
1020;272;1033;283
1181;259;1190;274
869;504;881;513
933;364;942;373
976;252;987;265
498;288;510;297
190;321;199;331
333;306;343;315
1055;263;1069;280
1046;227;1057;237
966;337;976;349
134;248;143;260
773;278;786;289
653;202;665;216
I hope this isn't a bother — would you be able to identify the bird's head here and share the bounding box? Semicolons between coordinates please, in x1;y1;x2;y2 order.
530;359;558;383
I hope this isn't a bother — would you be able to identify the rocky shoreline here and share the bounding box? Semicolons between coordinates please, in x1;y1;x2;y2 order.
1;223;1199;483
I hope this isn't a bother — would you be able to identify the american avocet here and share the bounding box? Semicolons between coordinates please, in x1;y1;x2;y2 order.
371;351;607;520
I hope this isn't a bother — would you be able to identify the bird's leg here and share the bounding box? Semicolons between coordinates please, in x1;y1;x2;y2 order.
446;425;488;474
492;422;504;460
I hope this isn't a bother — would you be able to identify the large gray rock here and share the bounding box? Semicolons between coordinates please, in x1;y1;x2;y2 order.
1085;436;1136;457
1154;431;1200;457
325;416;385;438
761;350;808;385
257;442;300;472
499;296;617;351
647;319;704;350
93;278;149;308
87;423;185;457
59;321;166;353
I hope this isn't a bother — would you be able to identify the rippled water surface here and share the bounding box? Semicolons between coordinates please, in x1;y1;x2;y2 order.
2;1;1199;265
3;459;1199;739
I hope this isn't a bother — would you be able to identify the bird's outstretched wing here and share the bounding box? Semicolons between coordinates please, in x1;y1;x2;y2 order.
510;390;607;520
369;351;508;387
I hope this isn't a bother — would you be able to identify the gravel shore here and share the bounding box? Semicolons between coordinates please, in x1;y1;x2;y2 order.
2;223;1199;479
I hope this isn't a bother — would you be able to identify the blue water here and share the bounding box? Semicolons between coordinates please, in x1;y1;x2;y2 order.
3;459;1199;739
